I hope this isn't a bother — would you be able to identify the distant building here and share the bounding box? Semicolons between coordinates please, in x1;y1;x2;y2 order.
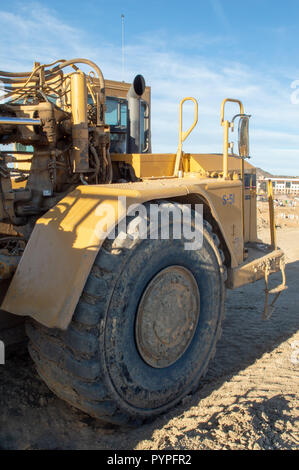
257;177;299;195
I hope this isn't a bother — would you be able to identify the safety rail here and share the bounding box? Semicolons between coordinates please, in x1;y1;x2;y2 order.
221;98;244;180
173;97;198;177
221;98;248;253
267;180;277;249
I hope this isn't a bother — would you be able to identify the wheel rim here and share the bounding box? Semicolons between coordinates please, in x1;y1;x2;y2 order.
135;265;200;368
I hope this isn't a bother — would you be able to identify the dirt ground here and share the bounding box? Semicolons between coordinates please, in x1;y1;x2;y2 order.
258;196;299;230
0;220;298;450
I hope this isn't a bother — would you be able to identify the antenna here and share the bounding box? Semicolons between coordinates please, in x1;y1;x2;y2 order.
121;14;125;81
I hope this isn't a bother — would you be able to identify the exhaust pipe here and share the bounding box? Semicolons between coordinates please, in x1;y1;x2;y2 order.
127;74;145;153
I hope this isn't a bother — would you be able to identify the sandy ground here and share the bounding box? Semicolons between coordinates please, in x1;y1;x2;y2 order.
0;225;298;450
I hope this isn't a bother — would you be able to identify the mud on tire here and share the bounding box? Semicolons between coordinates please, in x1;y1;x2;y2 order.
26;201;226;425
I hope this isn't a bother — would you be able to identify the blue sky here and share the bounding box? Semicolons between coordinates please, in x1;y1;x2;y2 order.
1;0;299;175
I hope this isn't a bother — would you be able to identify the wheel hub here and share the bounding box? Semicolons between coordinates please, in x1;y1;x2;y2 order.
135;266;200;368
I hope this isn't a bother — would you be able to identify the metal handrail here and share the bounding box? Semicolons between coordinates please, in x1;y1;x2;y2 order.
173;97;198;176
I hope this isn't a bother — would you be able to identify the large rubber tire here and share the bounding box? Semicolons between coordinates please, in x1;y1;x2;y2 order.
26;201;226;425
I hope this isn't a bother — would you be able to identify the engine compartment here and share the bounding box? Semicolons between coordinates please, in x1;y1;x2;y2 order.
0;60;112;238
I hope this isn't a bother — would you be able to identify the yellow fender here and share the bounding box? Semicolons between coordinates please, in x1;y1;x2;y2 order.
2;179;242;329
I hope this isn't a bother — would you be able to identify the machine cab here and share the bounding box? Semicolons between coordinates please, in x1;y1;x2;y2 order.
101;78;151;154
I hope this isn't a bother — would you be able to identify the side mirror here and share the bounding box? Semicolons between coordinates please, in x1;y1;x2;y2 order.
238;115;250;158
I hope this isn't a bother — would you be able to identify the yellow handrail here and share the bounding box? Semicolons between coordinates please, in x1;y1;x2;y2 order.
221;98;244;125
221;98;244;181
221;98;246;257
173;97;198;176
179;97;198;142
267;179;277;249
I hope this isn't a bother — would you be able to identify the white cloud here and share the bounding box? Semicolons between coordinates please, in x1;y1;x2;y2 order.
0;2;299;175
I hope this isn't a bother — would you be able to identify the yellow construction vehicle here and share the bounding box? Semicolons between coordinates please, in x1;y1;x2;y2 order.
0;59;287;425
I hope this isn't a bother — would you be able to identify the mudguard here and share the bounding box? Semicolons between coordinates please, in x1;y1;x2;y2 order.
1;179;241;329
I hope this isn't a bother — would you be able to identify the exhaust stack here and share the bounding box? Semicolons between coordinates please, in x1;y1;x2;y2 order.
127;74;145;153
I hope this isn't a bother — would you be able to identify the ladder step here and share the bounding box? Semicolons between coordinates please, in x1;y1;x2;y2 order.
268;285;288;295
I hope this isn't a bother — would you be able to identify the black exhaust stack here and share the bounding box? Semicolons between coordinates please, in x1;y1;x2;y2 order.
127;74;145;153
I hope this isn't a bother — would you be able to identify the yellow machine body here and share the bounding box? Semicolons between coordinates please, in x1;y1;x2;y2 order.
2;176;244;329
2;166;283;329
0;60;285;331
